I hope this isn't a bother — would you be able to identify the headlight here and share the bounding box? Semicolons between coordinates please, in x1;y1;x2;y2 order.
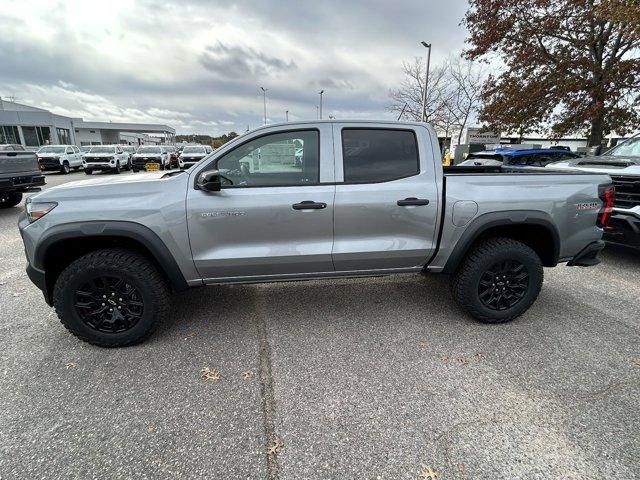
25;199;57;223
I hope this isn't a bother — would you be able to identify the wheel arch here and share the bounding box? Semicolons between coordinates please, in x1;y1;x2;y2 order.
442;211;560;274
35;221;189;304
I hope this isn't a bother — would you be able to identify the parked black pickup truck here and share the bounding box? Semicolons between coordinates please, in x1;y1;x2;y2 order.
0;144;46;208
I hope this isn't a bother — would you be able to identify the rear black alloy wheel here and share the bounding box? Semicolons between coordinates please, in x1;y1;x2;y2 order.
73;276;144;333
478;260;529;311
451;237;543;324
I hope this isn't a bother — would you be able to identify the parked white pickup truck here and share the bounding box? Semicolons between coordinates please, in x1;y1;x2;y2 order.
37;145;83;174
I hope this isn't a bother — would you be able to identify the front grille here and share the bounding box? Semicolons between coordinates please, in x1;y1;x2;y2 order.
39;158;60;168
85;157;110;163
610;176;640;209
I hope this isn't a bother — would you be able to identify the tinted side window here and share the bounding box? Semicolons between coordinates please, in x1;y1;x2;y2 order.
216;130;319;187
342;129;419;183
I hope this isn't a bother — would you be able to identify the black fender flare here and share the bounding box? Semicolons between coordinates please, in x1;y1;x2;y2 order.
441;210;561;274
35;220;189;293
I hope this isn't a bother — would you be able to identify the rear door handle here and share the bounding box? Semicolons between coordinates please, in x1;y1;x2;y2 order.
292;201;327;210
397;197;430;206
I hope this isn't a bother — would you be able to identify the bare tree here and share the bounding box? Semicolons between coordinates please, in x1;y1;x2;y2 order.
389;56;484;144
388;57;448;123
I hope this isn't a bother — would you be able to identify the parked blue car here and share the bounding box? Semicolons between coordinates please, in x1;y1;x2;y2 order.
459;147;580;167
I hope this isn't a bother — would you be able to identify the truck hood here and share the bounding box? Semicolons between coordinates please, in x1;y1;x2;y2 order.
546;155;640;176
132;153;162;158
31;171;187;201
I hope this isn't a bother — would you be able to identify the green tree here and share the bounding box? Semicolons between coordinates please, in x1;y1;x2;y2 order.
464;0;640;146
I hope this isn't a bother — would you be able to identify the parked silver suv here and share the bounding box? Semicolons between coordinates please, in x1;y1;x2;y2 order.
19;121;611;347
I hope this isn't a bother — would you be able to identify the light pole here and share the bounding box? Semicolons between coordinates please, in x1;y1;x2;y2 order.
318;90;324;119
420;41;432;122
260;87;268;125
285;110;289;122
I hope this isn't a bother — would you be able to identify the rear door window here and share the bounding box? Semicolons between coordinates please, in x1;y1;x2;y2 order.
341;129;419;183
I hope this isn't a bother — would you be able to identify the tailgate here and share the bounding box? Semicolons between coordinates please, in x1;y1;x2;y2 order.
0;151;39;174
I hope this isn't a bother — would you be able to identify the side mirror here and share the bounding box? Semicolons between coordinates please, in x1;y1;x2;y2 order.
197;169;222;192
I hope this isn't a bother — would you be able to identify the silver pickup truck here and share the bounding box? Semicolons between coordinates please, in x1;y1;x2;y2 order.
18;121;613;347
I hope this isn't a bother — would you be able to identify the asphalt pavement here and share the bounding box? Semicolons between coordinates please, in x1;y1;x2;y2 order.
0;170;638;479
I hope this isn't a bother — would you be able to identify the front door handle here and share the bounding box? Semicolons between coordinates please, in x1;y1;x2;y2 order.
397;197;430;206
292;201;327;210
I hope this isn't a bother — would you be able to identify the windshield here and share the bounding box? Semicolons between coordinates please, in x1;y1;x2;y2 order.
137;147;162;154
183;146;205;154
89;146;115;154
606;136;640;157
38;146;66;154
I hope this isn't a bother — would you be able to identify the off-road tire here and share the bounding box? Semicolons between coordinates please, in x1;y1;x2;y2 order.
451;237;543;324
61;161;70;174
0;192;22;208
113;161;121;174
85;169;93;175
53;248;170;347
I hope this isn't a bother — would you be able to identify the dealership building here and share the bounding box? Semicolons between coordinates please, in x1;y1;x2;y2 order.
0;98;175;149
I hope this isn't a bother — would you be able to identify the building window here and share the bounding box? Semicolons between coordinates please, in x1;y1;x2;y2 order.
0;126;20;144
57;128;71;145
22;126;51;147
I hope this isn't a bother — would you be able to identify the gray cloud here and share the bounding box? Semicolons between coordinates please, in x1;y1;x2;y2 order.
0;0;469;134
200;42;297;78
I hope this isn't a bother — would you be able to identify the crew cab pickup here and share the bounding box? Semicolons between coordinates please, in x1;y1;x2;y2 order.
37;145;83;174
1;144;45;208
18;121;612;347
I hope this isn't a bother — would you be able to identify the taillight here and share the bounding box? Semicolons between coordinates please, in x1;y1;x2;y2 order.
597;185;615;230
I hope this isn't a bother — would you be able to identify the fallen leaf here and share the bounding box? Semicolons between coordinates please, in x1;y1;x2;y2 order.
632;358;640;366
457;357;470;365
457;463;466;472
200;367;221;381
65;362;76;369
184;332;196;340
242;371;254;380
441;355;449;363
420;341;429;350
12;292;23;297
474;352;486;359
147;424;155;433
419;464;439;479
0;281;6;286
267;438;284;456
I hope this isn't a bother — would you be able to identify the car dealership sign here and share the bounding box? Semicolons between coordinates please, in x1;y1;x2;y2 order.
466;128;501;145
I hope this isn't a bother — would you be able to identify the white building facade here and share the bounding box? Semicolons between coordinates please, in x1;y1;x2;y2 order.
0;98;175;149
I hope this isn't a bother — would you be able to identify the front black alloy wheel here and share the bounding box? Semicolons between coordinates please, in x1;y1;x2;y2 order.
477;260;530;311
73;276;144;333
53;248;170;347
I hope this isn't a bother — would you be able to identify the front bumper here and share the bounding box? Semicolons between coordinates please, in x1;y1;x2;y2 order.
567;240;606;266
84;162;115;170
603;209;640;250
0;172;46;192
18;213;52;305
132;157;162;169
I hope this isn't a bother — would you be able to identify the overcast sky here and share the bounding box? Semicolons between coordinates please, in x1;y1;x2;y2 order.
0;0;470;135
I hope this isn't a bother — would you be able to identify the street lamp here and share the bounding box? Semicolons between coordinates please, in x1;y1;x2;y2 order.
260;87;268;125
420;41;432;123
285;110;289;122
316;105;319;119
318;90;324;119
